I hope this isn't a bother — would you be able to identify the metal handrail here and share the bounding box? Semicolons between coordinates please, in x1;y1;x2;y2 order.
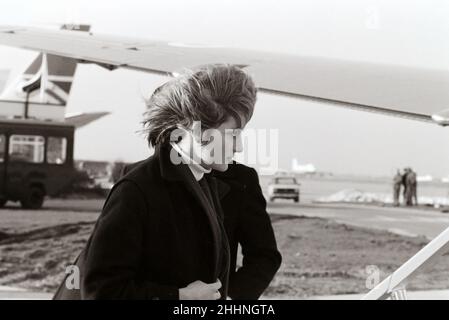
362;226;449;300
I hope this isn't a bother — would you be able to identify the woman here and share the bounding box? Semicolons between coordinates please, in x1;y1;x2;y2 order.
53;64;257;299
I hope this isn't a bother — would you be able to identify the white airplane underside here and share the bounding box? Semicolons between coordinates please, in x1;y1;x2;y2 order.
1;25;449;125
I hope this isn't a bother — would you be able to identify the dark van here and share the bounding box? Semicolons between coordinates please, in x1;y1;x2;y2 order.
0;119;79;209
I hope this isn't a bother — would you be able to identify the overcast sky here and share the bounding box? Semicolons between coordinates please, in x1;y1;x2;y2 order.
1;0;449;177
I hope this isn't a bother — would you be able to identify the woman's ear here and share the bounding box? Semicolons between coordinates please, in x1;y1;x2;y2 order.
171;125;188;143
200;129;215;146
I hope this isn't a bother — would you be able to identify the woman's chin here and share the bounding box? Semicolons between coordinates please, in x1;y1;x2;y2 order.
211;163;229;172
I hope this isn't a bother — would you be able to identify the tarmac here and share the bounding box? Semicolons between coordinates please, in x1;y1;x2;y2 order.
2;199;449;300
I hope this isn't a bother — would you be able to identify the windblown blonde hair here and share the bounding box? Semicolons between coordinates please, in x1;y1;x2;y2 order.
143;64;257;146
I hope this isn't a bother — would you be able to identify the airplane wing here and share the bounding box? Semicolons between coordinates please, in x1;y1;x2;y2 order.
1;25;449;125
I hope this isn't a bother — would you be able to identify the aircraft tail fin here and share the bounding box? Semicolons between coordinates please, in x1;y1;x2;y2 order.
0;24;90;121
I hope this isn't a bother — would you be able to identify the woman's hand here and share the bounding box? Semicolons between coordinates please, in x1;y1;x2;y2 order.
179;280;222;300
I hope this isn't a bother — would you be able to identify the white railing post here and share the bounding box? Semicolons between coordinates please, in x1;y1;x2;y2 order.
362;226;449;300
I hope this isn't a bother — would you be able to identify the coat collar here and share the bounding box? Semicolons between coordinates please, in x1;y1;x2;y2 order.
156;142;230;200
211;161;239;179
169;141;211;181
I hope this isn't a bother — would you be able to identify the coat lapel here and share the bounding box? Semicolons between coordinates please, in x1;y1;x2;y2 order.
207;175;231;295
158;143;223;278
207;176;230;220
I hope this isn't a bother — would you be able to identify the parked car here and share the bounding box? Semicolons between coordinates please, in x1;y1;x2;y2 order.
267;175;300;202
